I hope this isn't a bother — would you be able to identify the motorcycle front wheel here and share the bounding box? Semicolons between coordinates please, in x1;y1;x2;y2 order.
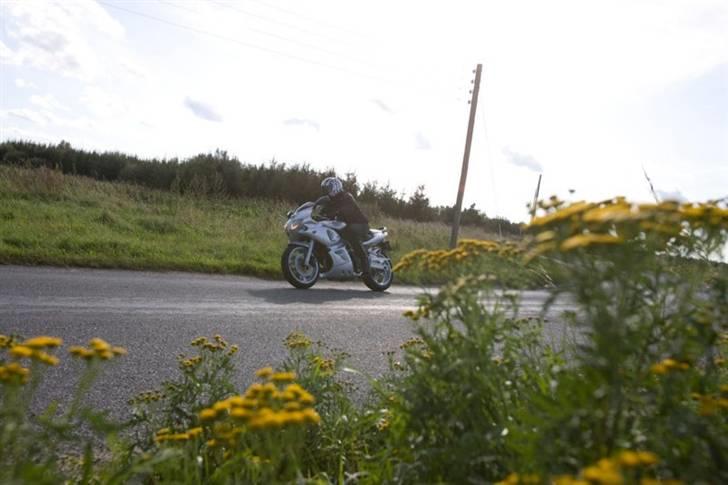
281;244;320;289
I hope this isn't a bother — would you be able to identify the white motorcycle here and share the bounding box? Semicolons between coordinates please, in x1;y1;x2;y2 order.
281;201;394;291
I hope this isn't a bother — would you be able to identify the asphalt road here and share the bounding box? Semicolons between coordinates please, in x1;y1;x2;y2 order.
0;265;572;418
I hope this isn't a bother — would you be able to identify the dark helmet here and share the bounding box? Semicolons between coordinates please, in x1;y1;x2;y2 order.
321;176;344;197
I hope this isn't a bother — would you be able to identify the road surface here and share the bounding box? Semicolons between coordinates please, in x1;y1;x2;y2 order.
0;265;572;418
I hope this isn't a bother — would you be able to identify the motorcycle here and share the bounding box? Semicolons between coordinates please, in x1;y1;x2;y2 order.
281;201;394;291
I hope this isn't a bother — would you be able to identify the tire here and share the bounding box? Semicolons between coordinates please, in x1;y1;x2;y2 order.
363;255;393;292
281;244;319;289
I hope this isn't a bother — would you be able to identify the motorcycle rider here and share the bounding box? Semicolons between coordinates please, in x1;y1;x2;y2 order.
314;177;370;276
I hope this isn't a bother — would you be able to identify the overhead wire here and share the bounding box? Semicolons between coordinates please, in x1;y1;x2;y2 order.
104;1;462;104
101;1;393;85
212;0;365;46
244;0;371;40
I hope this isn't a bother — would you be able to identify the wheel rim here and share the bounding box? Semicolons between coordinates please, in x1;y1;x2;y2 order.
370;260;392;286
288;247;317;284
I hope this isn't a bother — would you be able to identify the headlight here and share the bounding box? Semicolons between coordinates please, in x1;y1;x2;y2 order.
289;222;302;232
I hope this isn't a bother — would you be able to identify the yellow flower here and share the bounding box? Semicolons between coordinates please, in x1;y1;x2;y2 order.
212;401;231;413
284;401;301;411
284;410;306;425
529;201;594;227
199;408;217;421
616;450;641;467
301;408;321;424
635;451;659;466
22;336;63;348
9;345;34;358
271;371;297;382
187;427;203;438
494;472;519;485
69;346;94;359
560;233;623;251
298;392;315;406
89;338;111;351
111;346;127;356
255;366;274;379
34;351;59;366
230;408;250;420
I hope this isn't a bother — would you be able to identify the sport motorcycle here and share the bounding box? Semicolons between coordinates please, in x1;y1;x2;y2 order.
281;201;393;291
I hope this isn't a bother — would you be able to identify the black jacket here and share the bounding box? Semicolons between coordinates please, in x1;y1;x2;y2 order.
316;192;368;224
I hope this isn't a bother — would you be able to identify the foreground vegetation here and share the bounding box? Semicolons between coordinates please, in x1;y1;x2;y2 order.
2;195;726;483
0;165;502;281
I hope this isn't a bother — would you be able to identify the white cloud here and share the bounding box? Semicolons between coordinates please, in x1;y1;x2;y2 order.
415;132;431;150
14;78;37;89
283;118;320;131
656;189;687;202
502;148;543;173
371;99;392;113
184;97;223;123
3;108;47;126
1;0;125;80
30;94;68;112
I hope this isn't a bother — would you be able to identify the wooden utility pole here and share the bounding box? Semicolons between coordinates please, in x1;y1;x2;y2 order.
530;173;542;220
449;64;482;248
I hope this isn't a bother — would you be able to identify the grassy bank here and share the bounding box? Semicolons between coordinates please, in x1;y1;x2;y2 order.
0;166;503;281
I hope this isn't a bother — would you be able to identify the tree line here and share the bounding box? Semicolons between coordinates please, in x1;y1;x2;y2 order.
0;140;521;235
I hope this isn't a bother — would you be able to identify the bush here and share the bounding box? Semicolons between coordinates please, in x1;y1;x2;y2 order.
1;196;726;483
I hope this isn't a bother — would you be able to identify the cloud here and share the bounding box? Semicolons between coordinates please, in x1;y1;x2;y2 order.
283;118;320;131
656;189;687;202
30;94;68;112
415;132;431;150
184;97;223;122
371;99;393;113
502;147;543;173
4;108;48;126
14;78;37;89
1;0;125;80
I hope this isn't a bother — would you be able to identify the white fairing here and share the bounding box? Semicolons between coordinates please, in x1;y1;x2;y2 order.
284;201;391;281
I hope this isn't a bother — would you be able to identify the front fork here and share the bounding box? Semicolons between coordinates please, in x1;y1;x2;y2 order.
304;240;315;266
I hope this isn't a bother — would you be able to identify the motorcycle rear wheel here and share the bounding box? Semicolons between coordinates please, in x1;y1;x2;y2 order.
282;244;319;289
363;256;393;292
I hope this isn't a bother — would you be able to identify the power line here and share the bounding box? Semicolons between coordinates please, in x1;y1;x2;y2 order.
244;0;370;40
207;0;395;72
210;0;358;48
103;1;463;105
100;1;392;84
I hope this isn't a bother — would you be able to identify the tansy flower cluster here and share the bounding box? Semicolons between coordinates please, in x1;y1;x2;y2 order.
153;368;321;450
650;358;690;375
399;337;426;350
0;334;18;348
179;355;203;370
691;386;728;416
128;389;165;405
190;335;235;353
393;239;520;274
524;197;728;262
498;451;667;485
154;426;204;444
7;336;63;366
69;338;127;360
284;331;312;349
311;355;335;375
0;362;30;384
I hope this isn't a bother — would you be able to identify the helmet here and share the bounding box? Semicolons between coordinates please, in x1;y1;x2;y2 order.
321;176;343;197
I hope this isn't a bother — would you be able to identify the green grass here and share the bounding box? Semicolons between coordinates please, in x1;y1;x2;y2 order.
0;166;505;281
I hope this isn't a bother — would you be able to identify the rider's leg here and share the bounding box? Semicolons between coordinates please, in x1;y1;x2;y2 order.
348;223;370;276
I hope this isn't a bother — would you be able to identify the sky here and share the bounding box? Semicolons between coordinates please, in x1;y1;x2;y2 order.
1;0;726;223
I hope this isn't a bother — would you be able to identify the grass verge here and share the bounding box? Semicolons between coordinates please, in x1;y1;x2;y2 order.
0;166;506;282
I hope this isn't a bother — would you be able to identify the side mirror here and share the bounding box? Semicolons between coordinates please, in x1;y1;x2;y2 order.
286;211;293;218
